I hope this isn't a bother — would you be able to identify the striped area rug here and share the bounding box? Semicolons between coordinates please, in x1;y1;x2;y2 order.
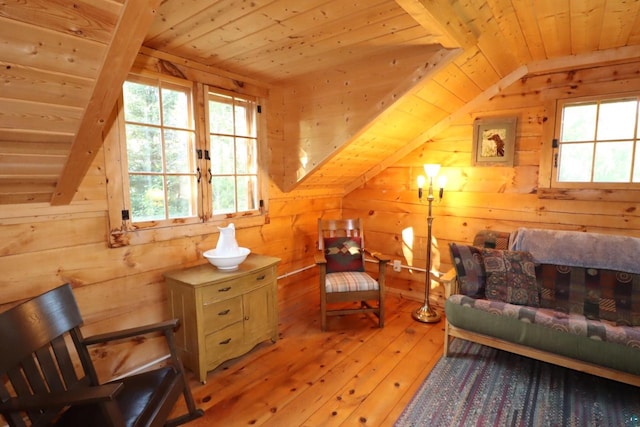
395;339;640;427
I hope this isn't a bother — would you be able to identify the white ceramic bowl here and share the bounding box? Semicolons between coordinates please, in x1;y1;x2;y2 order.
203;247;251;271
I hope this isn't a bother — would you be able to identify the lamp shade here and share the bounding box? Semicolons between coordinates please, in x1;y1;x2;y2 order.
423;164;440;178
417;175;426;189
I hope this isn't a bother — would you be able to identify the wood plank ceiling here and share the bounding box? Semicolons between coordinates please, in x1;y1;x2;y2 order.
2;0;640;204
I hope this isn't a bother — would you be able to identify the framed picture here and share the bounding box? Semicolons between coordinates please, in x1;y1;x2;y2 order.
471;117;516;166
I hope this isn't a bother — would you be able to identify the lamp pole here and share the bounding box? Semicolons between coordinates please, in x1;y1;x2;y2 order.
412;165;441;323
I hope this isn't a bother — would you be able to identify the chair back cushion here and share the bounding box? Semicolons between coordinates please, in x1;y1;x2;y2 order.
324;237;365;273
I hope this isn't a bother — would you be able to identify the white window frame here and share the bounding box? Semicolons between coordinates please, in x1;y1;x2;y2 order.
551;93;640;190
105;73;269;247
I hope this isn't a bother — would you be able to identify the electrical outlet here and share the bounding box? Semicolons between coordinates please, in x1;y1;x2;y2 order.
393;260;402;272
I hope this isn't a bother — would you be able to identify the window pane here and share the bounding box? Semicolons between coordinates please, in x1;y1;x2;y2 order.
211;135;235;174
126;125;162;173
209;95;234;135
236;175;257;211
212;176;235;214
129;175;165;221
123;81;160;125
597;100;637;140
557;143;593;182
593;141;632;182
634;147;640;182
162;87;190;129
167;175;196;218
234;99;256;137
236;138;257;174
561;104;596;142
164;129;193;173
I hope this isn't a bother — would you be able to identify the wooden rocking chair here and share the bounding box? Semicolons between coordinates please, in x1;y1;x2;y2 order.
0;283;204;427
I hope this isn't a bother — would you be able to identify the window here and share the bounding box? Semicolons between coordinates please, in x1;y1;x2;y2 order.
122;78;199;223
555;96;640;186
207;90;259;218
105;74;268;247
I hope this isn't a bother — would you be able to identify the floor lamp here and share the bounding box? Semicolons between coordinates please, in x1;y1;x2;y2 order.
412;163;445;323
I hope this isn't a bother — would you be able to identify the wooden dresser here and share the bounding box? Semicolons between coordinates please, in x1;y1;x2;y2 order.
163;253;280;382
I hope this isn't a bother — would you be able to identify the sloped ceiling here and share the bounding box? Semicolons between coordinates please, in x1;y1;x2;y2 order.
2;0;640;204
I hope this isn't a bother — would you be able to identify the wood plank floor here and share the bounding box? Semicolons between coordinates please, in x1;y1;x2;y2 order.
172;276;446;426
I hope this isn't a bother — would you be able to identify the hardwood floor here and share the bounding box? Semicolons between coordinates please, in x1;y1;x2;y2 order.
172;276;446;426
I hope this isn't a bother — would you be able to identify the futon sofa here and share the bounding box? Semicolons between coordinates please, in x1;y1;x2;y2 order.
443;228;640;387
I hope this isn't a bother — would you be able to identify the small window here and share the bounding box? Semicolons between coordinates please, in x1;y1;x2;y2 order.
555;96;640;185
207;89;260;218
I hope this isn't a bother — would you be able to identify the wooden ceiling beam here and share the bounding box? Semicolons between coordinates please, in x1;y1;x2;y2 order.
394;0;478;49
50;0;162;206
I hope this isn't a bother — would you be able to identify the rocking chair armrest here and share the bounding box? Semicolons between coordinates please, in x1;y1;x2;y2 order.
0;383;123;412
81;319;180;346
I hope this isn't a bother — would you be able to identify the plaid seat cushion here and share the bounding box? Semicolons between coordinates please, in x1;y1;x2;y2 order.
448;294;640;348
325;271;379;293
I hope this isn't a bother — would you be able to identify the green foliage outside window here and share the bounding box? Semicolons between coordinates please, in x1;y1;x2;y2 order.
123;80;196;222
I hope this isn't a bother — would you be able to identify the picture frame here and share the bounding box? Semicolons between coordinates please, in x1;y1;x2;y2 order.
471;117;516;167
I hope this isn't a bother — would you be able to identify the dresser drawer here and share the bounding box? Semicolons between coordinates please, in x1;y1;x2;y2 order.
203;297;243;334
201;267;276;304
205;322;244;368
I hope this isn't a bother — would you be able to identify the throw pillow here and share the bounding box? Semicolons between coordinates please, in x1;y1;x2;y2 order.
449;243;486;298
537;264;640;326
483;248;539;307
324;237;365;273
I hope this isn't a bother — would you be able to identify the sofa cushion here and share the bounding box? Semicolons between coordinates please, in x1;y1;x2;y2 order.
449;243;486;298
483;249;539;307
537;264;640;326
324;237;365;273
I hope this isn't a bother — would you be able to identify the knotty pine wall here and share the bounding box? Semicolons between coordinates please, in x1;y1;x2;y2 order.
0;63;344;382
347;59;640;306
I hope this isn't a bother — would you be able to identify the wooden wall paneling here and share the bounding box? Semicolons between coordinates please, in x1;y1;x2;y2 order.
0;0;121;44
484;0;533;65
0;16;105;78
0;215;106;257
242;2;417;76
599;0;640;50
569;0;606;54
186;0;330;61
0;62;92;107
509;1;547;60
453;47;502;90
457;3;521;76
532;1;572;59
0;99;82;134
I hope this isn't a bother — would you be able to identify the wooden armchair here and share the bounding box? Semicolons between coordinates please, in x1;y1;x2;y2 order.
0;283;203;427
315;218;390;331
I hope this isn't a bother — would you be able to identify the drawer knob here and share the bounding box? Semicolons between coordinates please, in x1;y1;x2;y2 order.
218;286;232;292
219;338;231;345
257;274;266;281
218;309;230;316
